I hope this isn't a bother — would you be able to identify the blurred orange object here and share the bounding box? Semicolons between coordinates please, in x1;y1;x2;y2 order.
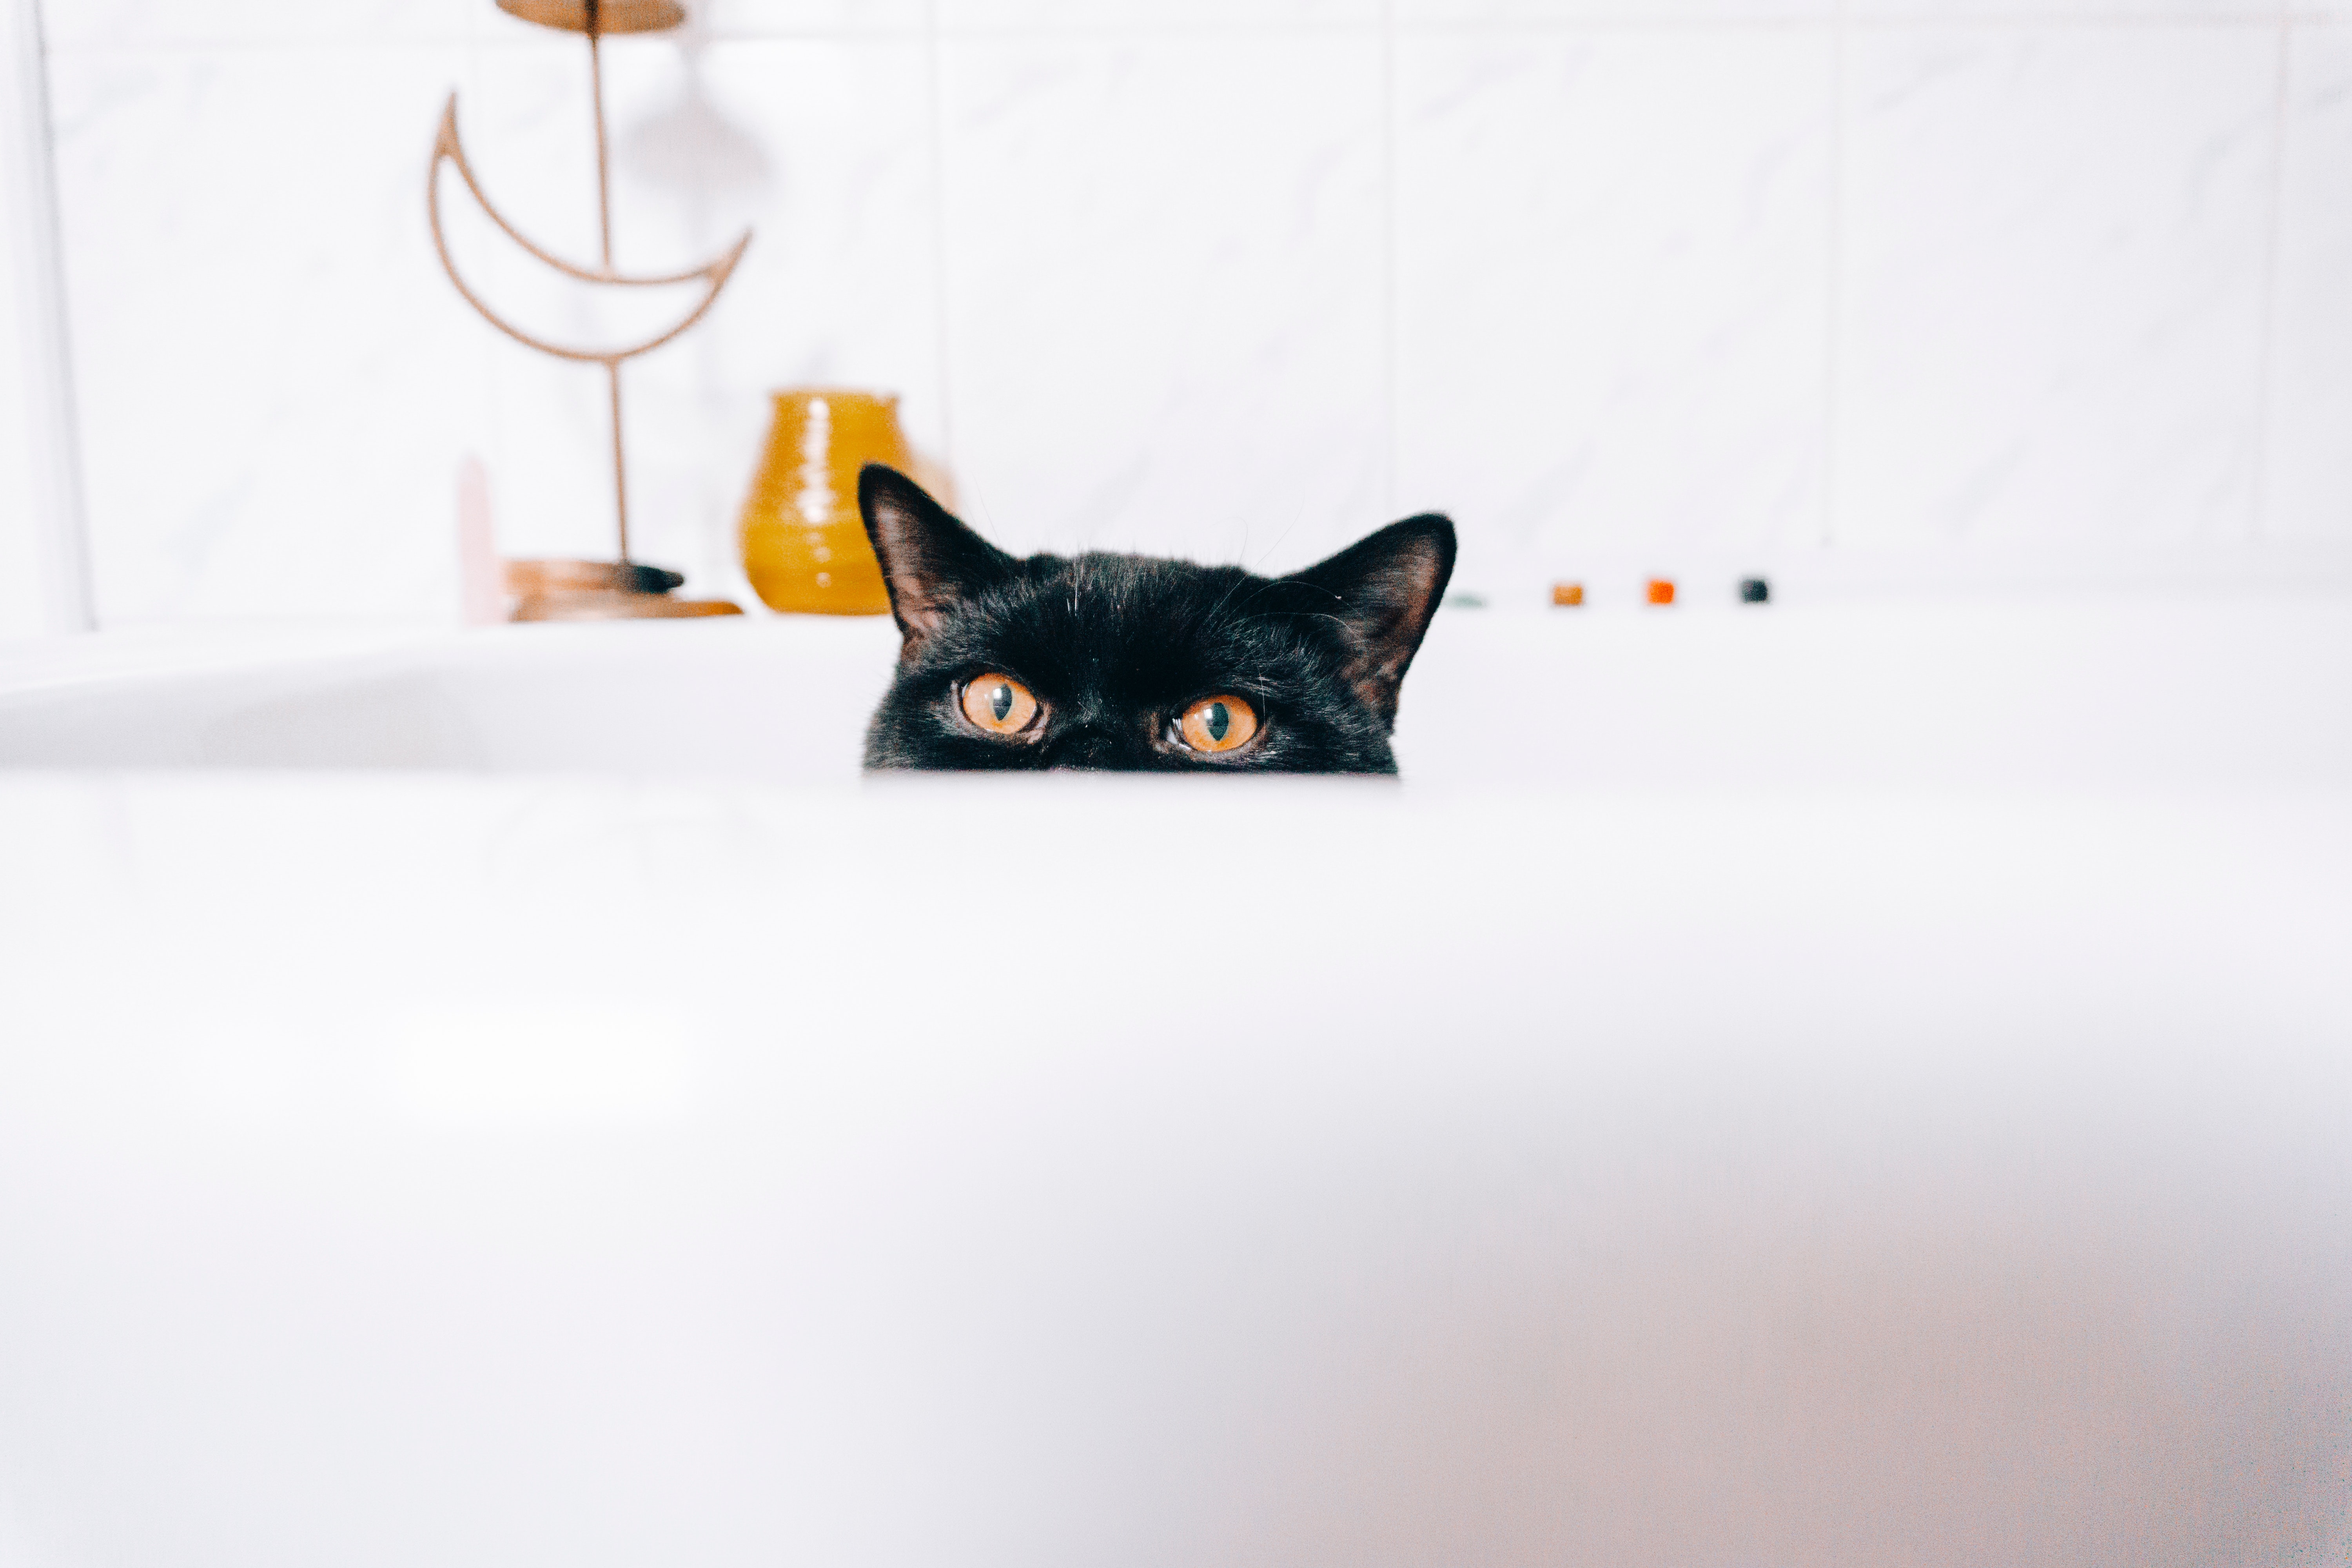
1551;582;1586;608
1646;578;1676;606
739;390;909;615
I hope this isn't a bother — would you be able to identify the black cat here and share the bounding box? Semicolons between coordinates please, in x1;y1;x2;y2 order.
857;465;1455;774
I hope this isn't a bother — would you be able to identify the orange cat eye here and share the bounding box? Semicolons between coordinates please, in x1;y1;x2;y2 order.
960;673;1040;736
1176;694;1259;755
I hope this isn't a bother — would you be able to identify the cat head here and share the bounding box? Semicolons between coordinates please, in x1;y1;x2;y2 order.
856;465;1455;774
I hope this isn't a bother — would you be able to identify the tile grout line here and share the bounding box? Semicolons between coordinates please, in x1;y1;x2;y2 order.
462;0;509;567
1381;0;1399;520
925;0;959;486
1820;0;1847;551
2246;10;2293;545
7;0;95;631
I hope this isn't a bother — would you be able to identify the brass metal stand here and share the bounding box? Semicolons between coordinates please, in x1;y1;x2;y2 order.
429;0;749;619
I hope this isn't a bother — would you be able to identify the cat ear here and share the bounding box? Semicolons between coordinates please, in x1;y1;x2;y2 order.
1287;515;1457;728
858;463;1017;650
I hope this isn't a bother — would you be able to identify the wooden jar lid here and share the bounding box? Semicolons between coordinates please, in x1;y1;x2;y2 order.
500;557;740;620
503;558;685;597
495;0;686;35
512;591;741;621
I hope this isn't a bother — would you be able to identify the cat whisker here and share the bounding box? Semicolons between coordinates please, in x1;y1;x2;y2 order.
1200;568;1260;630
1234;495;1312;580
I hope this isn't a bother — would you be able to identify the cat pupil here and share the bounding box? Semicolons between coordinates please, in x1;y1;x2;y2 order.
990;684;1012;722
1206;702;1229;742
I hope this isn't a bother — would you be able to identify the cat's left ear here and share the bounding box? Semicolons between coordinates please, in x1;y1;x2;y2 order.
859;463;1018;653
1288;515;1457;728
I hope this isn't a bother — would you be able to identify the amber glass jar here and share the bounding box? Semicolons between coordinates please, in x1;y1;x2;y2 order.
737;390;909;615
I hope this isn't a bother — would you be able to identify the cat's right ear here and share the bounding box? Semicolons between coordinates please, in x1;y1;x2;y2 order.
858;464;1016;652
1287;514;1457;729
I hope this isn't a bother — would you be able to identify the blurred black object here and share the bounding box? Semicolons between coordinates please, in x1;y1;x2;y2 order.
1740;577;1770;604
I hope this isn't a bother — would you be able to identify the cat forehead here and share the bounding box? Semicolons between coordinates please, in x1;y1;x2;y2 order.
1027;552;1243;618
988;557;1251;639
927;552;1319;686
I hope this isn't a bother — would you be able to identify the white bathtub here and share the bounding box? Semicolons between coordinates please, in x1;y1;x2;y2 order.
4;598;2352;786
2;600;2350;1567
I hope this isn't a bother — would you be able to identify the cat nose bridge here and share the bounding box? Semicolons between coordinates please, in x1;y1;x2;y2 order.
1048;700;1145;768
1054;721;1125;768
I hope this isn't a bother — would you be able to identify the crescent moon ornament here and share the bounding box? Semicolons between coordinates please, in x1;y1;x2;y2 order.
427;97;749;366
426;0;751;618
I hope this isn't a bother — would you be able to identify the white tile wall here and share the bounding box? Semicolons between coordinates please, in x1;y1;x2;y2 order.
48;43;493;622
936;29;1387;569
1851;1;2278;16
42;0;477;49
1833;24;2279;548
941;1;1383;28
2262;21;2352;542
2;0;82;639
1396;28;1833;587
0;7;46;643
13;0;2352;630
704;0;926;33
1403;2;1834;19
626;33;945;585
0;230;37;639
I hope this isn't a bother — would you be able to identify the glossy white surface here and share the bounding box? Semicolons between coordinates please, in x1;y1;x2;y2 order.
4;604;2351;1562
2;777;2350;1566
6;598;2352;789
